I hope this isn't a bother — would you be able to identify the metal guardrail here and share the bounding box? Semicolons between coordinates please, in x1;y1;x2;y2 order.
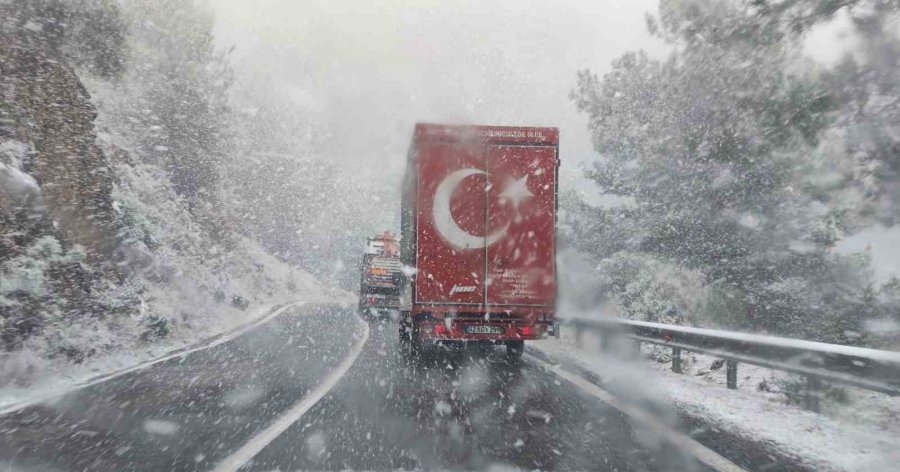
567;318;900;412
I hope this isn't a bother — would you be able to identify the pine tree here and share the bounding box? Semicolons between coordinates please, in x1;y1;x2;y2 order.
570;0;896;342
120;0;232;221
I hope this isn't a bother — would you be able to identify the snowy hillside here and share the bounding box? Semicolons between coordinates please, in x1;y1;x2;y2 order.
0;0;350;395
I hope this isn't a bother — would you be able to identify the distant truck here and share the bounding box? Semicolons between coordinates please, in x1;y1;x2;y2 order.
399;123;559;358
358;232;402;318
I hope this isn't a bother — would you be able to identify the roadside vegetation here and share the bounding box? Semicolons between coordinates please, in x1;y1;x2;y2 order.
567;0;900;347
0;0;332;386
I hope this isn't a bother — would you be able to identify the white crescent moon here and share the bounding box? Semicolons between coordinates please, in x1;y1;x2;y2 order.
433;168;509;250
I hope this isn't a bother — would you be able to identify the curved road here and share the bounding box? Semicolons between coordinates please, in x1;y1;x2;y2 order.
243;319;706;471
0;304;806;471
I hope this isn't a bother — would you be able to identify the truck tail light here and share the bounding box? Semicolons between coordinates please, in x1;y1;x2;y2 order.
434;323;447;335
519;325;534;337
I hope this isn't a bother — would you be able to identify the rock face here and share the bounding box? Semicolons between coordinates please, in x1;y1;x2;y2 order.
1;2;125;350
0;5;119;264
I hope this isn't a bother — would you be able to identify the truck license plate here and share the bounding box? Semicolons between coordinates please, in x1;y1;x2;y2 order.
465;325;503;334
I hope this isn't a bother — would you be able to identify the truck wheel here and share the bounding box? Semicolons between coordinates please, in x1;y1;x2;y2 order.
402;338;422;359
506;340;524;360
399;326;420;357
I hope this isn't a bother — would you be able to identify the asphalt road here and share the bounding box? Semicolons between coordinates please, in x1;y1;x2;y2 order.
1;305;809;471
241;318;708;472
0;304;362;471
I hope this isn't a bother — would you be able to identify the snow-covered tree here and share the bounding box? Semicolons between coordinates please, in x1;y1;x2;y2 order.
571;0;898;343
118;0;232;222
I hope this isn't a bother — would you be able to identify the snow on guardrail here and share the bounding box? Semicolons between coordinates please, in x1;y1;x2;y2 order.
566;317;900;412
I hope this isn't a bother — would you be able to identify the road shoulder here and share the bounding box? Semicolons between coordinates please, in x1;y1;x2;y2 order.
0;304;363;471
530;330;897;472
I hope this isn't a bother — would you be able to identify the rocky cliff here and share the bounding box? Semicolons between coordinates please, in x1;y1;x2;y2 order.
0;2;338;382
1;5;120;265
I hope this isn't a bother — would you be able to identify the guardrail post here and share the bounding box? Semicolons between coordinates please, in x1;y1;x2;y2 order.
574;317;900;399
672;347;682;373
601;332;610;352
805;376;821;413
633;340;642;359
726;360;738;389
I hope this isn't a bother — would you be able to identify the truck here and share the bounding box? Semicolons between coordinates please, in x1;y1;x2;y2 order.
398;123;559;359
358;231;402;318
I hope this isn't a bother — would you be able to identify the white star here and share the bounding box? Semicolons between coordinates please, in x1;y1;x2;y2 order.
499;175;534;210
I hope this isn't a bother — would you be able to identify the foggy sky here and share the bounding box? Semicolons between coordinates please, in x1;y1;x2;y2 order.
208;0;664;197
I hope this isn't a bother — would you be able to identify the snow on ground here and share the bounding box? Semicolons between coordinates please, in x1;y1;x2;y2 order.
0;62;357;414
1;277;353;414
0;301;273;413
0;276;353;412
0;205;355;411
533;324;900;472
0;162;354;412
1;149;354;411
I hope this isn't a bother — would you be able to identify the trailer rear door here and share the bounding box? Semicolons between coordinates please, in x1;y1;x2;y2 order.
411;124;558;309
485;145;557;307
414;141;487;305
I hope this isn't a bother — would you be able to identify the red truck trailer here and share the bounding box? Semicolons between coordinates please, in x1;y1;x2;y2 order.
399;123;559;358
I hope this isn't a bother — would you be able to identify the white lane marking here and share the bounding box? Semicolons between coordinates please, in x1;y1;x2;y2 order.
0;302;304;416
213;315;370;472
529;355;747;472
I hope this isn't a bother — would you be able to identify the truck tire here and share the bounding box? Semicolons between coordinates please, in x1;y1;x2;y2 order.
506;340;524;360
399;326;420;358
402;338;422;359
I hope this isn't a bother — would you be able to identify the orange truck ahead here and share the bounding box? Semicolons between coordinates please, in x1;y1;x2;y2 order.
359;232;402;318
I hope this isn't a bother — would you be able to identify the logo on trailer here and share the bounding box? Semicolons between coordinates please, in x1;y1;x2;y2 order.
449;284;477;295
432;169;533;250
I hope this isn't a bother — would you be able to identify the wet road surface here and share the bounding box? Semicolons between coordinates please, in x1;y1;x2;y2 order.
0;304;362;471
1;305;808;471
241;319;707;471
